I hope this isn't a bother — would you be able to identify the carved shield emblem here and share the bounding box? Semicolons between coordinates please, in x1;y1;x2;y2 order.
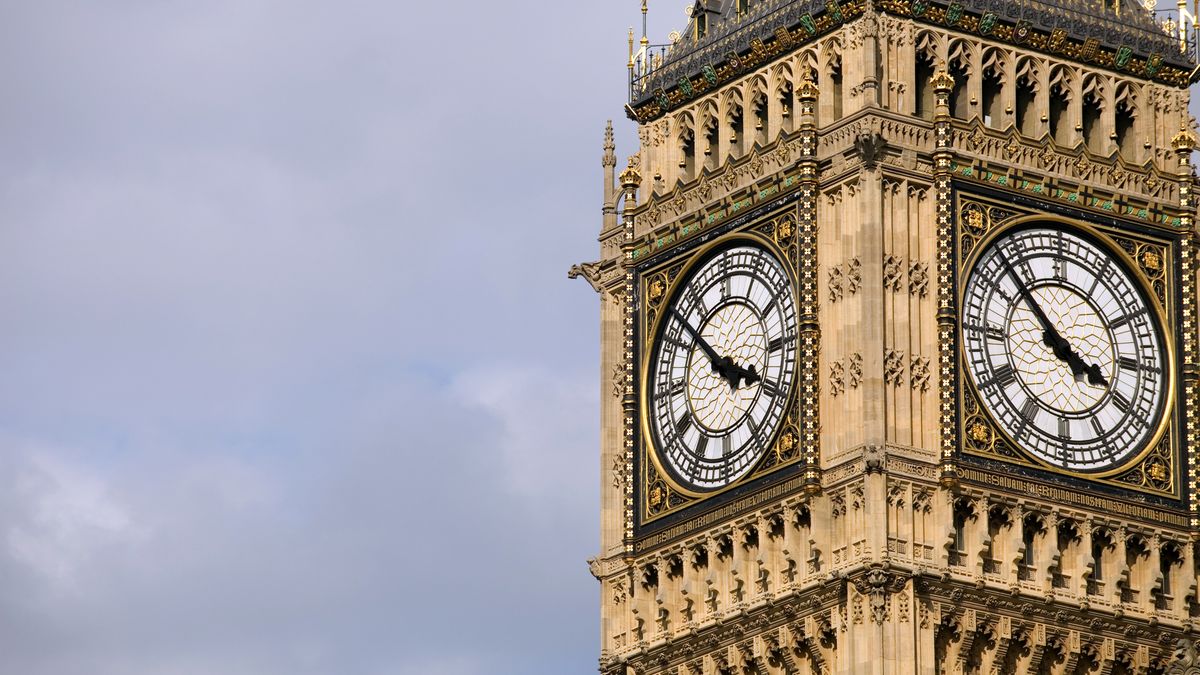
946;3;963;25
1013;19;1031;42
979;12;997;34
1116;46;1133;68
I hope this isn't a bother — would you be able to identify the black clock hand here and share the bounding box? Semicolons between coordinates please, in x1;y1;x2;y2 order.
669;308;760;390
995;250;1108;387
717;357;760;390
670;307;724;369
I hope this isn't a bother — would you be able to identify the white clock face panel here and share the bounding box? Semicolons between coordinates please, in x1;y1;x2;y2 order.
647;243;797;491
961;226;1167;472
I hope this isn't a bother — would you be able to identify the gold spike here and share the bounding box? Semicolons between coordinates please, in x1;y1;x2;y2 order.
642;0;650;48
628;27;635;70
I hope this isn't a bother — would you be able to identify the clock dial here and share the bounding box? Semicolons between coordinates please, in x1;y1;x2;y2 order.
648;243;797;491
961;226;1167;472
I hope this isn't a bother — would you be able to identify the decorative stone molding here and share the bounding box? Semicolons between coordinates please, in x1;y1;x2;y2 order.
852;568;909;625
829;265;846;302
848;353;863;389
830;359;846;397
884;349;906;387
910;356;931;393
909;260;929;297
846;257;862;295
883;254;904;292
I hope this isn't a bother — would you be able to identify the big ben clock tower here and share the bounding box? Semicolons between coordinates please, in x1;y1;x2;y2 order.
576;0;1200;672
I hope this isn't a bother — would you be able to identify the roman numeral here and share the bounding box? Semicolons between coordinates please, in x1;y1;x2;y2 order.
665;334;691;350
760;378;781;397
986;325;1005;342
1109;308;1145;330
721;276;731;299
1020;398;1040;425
695;435;708;457
1058;417;1071;441
722;435;732;457
667;378;687;396
985;364;1015;389
675;414;693;435
1119;356;1161;374
1112;390;1132;414
768;335;790;353
1090;417;1106;439
686;286;708;317
749;416;768;448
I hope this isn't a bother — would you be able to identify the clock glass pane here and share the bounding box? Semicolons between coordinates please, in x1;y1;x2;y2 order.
648;243;797;491
961;226;1166;472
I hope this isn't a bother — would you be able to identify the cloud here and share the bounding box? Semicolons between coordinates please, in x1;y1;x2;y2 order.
0;0;627;672
7;449;139;589
453;363;598;502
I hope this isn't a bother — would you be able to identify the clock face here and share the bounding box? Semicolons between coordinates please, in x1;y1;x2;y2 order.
647;243;797;491
961;225;1168;472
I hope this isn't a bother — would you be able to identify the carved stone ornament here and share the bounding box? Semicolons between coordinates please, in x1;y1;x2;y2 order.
909;261;929;297
852;568;908;624
828;265;845;302
911;356;931;393
884;349;905;387
854;132;887;169
883;254;904;292
1167;639;1200;675
846;257;863;294
864;445;885;474
569;260;604;294
848;354;863;389
830;360;846;397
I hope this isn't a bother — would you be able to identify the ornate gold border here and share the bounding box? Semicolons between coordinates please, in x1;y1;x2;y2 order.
636;212;803;522
953;197;1183;498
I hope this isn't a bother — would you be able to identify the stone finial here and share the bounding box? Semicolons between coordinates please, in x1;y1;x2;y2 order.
798;65;819;102
931;69;955;94
1171;125;1197;155
603;120;617;167
620;156;643;189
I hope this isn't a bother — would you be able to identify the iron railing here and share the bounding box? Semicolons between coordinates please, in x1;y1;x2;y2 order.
629;0;1200;106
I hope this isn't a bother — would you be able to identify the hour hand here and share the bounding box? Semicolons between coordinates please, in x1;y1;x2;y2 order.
719;358;760;390
670;309;759;391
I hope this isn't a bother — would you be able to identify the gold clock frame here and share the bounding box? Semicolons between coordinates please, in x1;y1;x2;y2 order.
635;209;804;526
953;194;1184;500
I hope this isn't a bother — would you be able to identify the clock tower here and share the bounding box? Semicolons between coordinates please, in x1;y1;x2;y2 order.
577;0;1200;672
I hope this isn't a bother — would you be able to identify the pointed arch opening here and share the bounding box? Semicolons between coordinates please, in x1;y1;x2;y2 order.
677;113;696;181
1081;76;1105;153
726;96;745;158
948;43;971;120
1048;66;1072;145
1015;58;1039;137
981;49;1005;128
1115;83;1139;160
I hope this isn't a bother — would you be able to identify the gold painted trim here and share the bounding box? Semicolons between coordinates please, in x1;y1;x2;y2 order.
956;213;1178;480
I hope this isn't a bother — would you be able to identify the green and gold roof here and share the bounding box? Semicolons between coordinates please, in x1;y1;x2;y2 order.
627;0;1196;124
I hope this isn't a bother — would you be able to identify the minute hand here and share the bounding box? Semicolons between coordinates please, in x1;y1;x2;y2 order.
995;252;1108;387
670;308;723;366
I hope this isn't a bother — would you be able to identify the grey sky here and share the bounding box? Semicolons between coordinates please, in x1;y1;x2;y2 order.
6;3;1196;674
0;2;641;673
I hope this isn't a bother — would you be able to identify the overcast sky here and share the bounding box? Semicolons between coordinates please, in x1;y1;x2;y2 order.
4;3;1197;675
0;2;649;673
